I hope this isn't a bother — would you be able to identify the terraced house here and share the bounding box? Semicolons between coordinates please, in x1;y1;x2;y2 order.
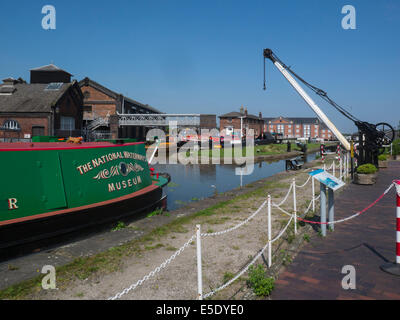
219;106;264;138
263;116;333;140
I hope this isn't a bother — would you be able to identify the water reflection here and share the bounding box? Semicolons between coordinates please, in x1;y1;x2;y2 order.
154;153;316;211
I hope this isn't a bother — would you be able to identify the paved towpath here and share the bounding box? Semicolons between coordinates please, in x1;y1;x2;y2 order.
272;161;400;300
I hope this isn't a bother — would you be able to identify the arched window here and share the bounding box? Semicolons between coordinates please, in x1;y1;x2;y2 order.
2;120;21;131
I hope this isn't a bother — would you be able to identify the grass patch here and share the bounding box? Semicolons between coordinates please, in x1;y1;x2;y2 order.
147;208;164;218
247;264;274;297
111;221;126;232
223;272;235;284
145;243;164;251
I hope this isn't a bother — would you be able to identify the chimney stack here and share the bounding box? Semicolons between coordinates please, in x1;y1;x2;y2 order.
244;107;248;116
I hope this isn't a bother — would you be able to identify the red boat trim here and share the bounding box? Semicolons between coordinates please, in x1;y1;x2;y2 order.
0;182;160;227
0;142;144;152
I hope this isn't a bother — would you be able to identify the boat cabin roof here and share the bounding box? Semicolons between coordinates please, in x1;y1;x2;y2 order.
0;141;143;151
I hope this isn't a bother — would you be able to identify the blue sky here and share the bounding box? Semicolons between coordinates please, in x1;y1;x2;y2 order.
1;0;399;133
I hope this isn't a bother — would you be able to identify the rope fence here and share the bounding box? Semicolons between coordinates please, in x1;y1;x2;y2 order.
107;153;396;300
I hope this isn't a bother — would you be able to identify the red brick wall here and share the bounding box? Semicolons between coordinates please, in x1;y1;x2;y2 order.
265;118;333;139
220;117;263;137
81;85;117;119
0;115;49;139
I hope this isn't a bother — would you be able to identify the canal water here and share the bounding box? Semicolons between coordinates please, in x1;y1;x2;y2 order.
154;153;317;211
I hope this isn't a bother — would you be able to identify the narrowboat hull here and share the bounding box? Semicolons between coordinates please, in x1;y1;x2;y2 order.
0;140;169;253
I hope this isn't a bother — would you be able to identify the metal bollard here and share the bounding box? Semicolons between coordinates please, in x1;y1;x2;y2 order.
293;178;297;235
381;181;400;276
267;195;272;268
196;225;203;300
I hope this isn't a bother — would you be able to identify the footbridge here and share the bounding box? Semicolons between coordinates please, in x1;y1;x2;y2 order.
89;113;216;129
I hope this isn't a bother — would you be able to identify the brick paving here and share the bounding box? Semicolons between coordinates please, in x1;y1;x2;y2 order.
272;161;400;300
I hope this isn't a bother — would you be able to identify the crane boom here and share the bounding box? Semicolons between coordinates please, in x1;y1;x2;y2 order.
263;49;351;151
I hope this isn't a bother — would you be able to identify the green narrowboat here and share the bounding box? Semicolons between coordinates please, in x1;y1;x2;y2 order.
0;139;169;252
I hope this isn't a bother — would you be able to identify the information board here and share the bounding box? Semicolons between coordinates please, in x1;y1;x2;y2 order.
308;169;345;191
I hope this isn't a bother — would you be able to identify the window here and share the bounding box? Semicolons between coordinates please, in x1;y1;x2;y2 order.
304;125;311;138
83;105;92;112
83;91;91;99
45;83;63;91
32;126;45;137
2;120;20;131
60;116;75;130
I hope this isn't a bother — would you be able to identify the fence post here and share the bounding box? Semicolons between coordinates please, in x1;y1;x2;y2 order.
333;160;335;177
293;178;297;235
320;183;327;237
196;225;203;300
381;181;400;276
268;195;272;268
328;188;335;231
312;177;315;212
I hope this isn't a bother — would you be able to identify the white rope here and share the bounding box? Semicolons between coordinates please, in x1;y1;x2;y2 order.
203;215;294;299
272;203;293;217
201;201;267;237
296;175;311;188
108;234;196;300
274;183;293;207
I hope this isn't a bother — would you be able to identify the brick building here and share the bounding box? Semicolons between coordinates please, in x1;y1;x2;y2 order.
219;106;264;138
0;65;83;141
79;77;162;140
263;116;333;140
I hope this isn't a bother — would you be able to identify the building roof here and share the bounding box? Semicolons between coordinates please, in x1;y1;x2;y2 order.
0;81;76;113
263;116;320;123
219;111;262;120
79;77;162;114
30;64;73;76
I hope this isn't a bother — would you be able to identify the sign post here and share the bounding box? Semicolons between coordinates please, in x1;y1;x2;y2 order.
309;169;345;237
320;183;327;236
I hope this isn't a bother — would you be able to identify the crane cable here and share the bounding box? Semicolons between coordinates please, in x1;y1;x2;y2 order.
264;51;361;124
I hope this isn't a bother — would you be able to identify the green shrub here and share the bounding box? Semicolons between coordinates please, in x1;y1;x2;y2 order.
247;264;274;297
392;139;400;156
356;163;377;174
378;154;387;161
